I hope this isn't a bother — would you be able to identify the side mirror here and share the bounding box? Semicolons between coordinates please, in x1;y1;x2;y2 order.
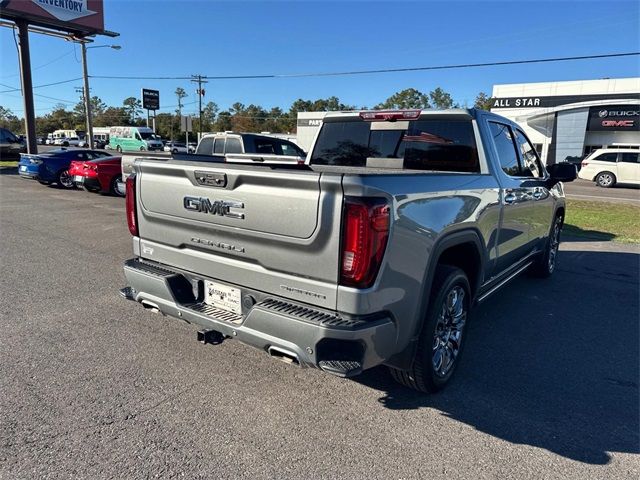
546;162;577;186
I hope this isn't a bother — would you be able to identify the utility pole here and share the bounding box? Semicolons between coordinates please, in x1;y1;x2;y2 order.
80;42;94;149
16;20;37;154
191;74;208;140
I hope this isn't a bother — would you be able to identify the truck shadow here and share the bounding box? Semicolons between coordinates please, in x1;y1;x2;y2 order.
354;249;640;465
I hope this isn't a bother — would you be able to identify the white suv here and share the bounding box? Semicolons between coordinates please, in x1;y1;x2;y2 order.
578;148;640;188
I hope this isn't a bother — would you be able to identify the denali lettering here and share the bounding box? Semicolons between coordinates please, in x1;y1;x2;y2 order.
183;196;245;219
191;237;245;253
280;285;327;300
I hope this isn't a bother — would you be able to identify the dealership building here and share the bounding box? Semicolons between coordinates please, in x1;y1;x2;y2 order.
491;77;640;165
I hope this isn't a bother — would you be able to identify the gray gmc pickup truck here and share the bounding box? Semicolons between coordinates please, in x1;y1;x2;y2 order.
121;109;576;393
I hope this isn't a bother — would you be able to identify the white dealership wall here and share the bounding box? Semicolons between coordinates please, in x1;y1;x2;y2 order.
491;77;640;164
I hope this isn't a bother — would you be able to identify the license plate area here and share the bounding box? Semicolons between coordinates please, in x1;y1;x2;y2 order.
204;281;242;315
74;175;84;183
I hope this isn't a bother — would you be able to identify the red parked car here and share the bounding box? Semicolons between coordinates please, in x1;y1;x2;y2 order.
69;156;124;196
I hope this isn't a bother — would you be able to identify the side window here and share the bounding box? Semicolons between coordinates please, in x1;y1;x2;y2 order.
281;142;302;156
196;137;214;155
0;129;7;142
225;137;242;154
593;153;618;162
213;138;225;154
489;122;520;177
515;130;542;178
255;139;277;154
620;152;639;163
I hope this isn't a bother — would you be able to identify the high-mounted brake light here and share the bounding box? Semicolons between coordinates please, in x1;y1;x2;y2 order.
340;198;390;288
125;174;138;236
359;110;421;121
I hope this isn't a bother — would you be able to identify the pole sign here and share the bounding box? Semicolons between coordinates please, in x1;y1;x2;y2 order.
141;88;160;111
180;115;192;133
587;105;640;131
0;0;105;35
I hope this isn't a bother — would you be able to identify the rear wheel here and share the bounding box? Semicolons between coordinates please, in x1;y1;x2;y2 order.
116;145;122;153
110;175;125;197
56;169;74;189
596;171;616;188
389;265;470;393
139;146;146;151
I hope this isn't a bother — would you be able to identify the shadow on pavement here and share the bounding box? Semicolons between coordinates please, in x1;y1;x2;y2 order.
354;250;639;465
0;167;18;175
561;227;616;242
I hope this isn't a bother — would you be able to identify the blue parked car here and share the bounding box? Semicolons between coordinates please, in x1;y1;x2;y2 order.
18;149;110;188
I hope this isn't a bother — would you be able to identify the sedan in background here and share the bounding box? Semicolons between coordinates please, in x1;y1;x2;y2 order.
18;149;111;188
69;156;124;196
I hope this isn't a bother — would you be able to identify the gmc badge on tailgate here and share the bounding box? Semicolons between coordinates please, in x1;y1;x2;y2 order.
195;171;226;187
183;197;245;219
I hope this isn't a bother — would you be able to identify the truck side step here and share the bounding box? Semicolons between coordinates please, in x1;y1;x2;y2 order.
318;360;363;378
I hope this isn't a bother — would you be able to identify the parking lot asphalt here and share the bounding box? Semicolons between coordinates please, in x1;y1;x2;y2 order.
1;172;638;479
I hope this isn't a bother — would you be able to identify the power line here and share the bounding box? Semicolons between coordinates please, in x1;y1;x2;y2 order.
0;77;84;93
88;52;640;81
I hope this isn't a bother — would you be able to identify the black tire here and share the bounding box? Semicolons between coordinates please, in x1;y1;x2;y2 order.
116;145;122;153
110;176;125;197
389;265;471;393
172;148;178;154
595;171;616;188
140;146;146;151
530;214;563;278
55;169;74;189
62;141;69;147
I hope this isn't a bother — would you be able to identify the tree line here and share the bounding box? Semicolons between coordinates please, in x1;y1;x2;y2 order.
0;87;494;139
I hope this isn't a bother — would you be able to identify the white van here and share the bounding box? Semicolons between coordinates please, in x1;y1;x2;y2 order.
578;148;640;187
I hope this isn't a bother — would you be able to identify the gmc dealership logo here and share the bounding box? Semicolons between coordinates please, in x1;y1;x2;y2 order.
598;110;608;118
602;120;635;128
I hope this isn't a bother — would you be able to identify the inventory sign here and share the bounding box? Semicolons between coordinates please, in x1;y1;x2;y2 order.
0;0;105;35
141;89;160;111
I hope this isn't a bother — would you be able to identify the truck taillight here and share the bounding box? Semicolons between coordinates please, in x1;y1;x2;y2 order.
126;174;138;236
340;198;390;288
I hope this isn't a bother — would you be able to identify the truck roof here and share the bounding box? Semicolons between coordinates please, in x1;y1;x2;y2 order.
322;108;477;122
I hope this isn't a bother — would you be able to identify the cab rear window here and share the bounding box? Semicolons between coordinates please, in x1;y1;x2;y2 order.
310;119;479;172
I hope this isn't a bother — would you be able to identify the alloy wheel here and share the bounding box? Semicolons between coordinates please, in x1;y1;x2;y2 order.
432;286;467;378
59;170;74;188
548;219;561;272
598;173;613;187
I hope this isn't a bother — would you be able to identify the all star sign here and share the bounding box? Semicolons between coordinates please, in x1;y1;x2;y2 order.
0;0;104;34
32;0;96;22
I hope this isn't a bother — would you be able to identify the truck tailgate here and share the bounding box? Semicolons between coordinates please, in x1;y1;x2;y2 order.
134;160;343;309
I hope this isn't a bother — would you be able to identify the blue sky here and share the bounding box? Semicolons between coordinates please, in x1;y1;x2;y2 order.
1;0;639;117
